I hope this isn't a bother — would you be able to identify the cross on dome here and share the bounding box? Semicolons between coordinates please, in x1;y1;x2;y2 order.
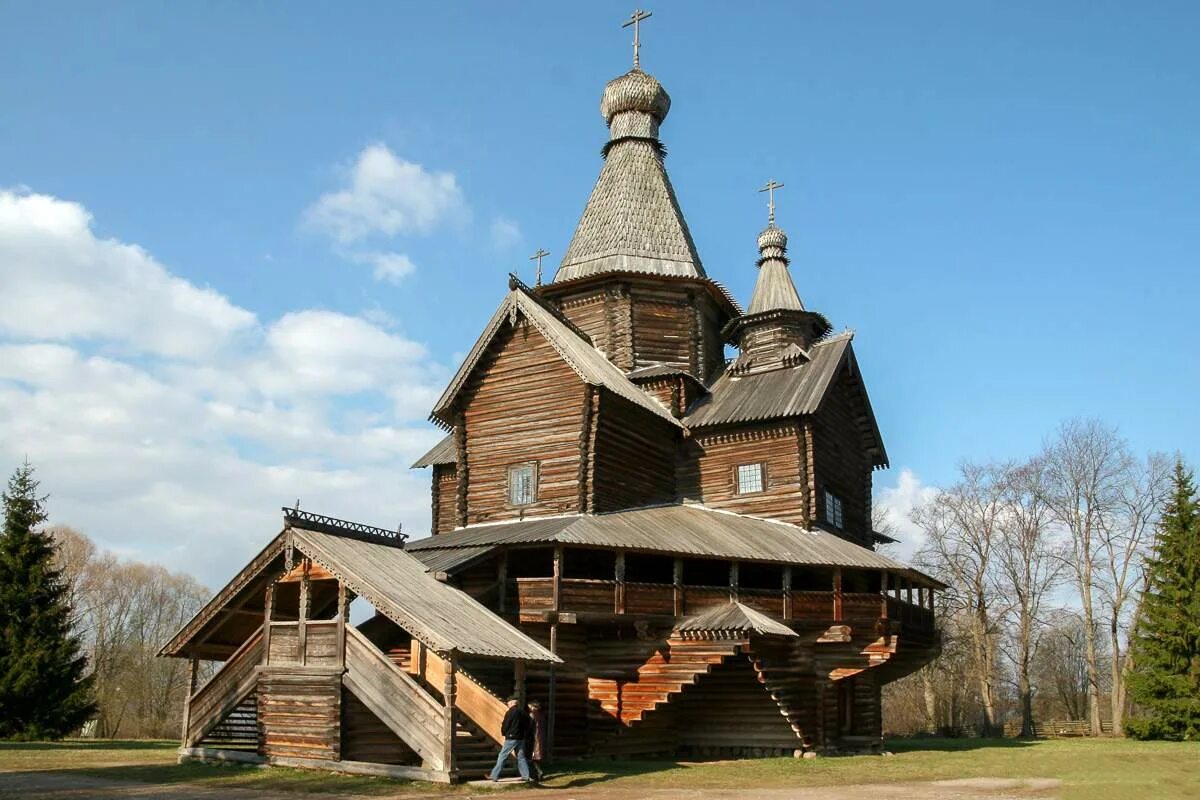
622;9;652;70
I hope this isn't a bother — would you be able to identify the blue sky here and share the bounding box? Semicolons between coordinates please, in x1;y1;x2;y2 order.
1;2;1197;585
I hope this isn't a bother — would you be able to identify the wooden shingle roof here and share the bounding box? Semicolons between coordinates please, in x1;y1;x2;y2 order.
407;503;942;587
411;433;455;468
431;284;680;428
676;602;799;638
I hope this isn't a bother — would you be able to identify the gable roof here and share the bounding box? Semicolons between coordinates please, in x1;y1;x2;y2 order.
682;333;888;467
161;520;560;663
431;285;680;428
411;433;455;468
407;503;941;587
676;602;799;638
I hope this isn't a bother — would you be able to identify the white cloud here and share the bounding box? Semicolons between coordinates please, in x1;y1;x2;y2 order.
304;144;464;244
874;468;940;562
349;251;417;284
0;191;256;359
0;190;450;589
489;216;521;250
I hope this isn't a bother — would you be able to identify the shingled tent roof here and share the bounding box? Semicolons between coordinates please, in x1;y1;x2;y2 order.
431;283;680;428
675;602;799;638
555;68;704;282
160;518;560;664
407;503;942;588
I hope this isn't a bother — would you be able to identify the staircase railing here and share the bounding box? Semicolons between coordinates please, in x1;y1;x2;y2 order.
185;626;263;747
420;646;509;746
344;626;445;770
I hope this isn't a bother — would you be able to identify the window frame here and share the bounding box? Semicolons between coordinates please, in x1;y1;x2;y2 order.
507;461;539;507
734;462;767;495
824;489;845;529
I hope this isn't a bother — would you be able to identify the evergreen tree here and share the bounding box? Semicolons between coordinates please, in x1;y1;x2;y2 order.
0;462;95;739
1124;460;1200;740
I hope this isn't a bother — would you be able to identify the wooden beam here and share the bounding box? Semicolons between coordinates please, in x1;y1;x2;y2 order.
180;658;199;747
336;583;348;667
782;566;793;621
552;545;563;612
442;652;457;778
833;568;843;622
262;582;275;665
614;551;626;615
497;551;508;613
298;561;311;666
673;557;683;617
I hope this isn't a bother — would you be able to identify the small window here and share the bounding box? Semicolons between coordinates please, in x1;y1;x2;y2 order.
508;463;537;506
825;490;844;528
736;463;765;494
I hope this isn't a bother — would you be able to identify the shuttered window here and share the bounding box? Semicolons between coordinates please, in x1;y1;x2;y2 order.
736;463;765;494
508;463;537;506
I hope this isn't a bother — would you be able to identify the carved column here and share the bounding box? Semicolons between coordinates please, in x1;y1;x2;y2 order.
262;582;275;665
614;551;626;615
673;557;684;617
833;568;843;623
782;566;793;621
336;583;348;667
442;652;457;777
298;561;311;666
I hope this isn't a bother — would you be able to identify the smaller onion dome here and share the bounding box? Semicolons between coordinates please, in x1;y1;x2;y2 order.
756;224;788;256
601;69;671;141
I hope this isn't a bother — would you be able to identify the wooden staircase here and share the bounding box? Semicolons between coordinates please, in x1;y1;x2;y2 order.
184;626;263;748
588;638;741;725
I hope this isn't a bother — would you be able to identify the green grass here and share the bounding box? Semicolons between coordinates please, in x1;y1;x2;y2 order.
1;737;1197;798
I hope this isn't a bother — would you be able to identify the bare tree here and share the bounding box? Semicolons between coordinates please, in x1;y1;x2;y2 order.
1097;452;1169;735
995;459;1064;737
1039;419;1131;736
913;462;1008;736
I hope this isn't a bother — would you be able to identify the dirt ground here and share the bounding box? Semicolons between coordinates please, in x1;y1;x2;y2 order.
0;770;1061;800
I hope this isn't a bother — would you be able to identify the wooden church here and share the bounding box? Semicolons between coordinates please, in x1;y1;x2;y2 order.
162;18;943;784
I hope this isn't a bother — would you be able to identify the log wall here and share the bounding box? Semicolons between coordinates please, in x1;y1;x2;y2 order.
431;465;457;535
591;392;678;512
677;423;808;525
341;689;421;765
674;657;800;756
258;667;342;761
460;321;586;524
811;367;873;547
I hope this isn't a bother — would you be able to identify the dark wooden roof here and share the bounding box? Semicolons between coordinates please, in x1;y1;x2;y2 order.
431;285;680;428
676;602;798;638
161;521;560;663
407;504;942;587
683;333;888;468
411;434;456;468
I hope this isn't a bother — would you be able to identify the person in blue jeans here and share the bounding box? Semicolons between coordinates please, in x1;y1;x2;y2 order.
488;697;534;783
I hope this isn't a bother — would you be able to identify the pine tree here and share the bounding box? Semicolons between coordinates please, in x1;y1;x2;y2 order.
1124;460;1200;740
0;462;96;739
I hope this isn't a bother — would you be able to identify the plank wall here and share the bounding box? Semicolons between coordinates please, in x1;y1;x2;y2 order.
460;321;586;525
677;422;808;525
258;668;342;761
811;366;873;547
591;392;678;512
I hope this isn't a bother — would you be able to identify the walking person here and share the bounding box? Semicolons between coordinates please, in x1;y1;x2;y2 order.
488;697;534;783
526;699;547;781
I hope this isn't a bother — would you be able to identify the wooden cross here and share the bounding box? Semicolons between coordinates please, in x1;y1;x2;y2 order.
529;248;550;286
622;9;653;69
759;179;784;225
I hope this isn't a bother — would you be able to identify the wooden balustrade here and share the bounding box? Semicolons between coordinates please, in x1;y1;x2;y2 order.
500;577;935;630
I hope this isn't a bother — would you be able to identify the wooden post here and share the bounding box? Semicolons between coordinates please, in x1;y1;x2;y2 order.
262;582;275;665
552;546;563;612
548;624;558;760
181;657;199;746
614;551;626;615
832;568;843;622
442;651;457;777
782;566;793;621
514;659;526;706
497;551;508;613
880;571;889;619
729;562;739;602
336;583;348;667
298;561;311;666
673;558;683;617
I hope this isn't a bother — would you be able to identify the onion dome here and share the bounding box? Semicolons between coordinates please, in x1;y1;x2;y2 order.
756;224;789;262
601;69;671;140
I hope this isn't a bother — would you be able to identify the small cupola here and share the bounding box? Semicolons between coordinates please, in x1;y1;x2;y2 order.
722;184;831;374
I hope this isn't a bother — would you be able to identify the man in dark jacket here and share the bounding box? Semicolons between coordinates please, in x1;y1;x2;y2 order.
488;697;533;782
